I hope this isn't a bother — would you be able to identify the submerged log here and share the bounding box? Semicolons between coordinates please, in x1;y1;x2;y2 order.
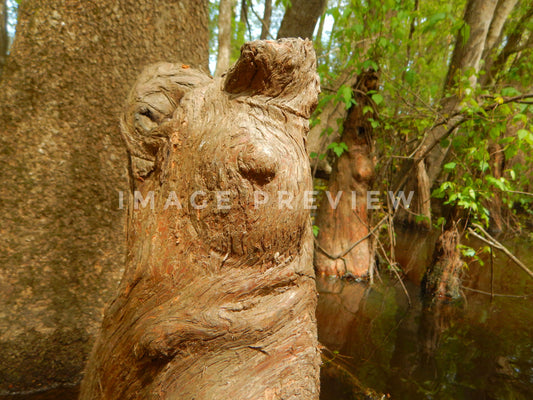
80;39;321;400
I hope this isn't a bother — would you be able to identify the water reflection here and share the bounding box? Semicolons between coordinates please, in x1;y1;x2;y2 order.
0;387;79;400
317;233;533;400
1;234;531;400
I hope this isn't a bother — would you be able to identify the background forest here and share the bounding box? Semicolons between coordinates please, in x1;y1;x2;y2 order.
0;0;532;399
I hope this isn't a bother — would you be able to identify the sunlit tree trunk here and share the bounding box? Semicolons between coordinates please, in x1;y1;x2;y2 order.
215;0;235;76
80;38;321;400
482;0;519;59
400;0;500;226
480;3;533;87
0;0;208;393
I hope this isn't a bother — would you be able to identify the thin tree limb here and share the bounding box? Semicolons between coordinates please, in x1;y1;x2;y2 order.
461;285;529;298
468;225;533;280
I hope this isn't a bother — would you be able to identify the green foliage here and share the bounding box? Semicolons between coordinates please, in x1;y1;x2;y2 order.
327;141;349;157
205;0;533;232
432;86;533;226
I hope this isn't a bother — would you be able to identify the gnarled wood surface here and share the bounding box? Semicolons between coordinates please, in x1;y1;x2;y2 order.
314;71;378;277
80;39;321;400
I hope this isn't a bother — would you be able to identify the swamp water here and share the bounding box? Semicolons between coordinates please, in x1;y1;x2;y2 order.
1;232;531;400
319;230;533;400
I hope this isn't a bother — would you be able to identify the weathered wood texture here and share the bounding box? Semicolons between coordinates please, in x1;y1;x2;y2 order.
0;0;208;393
421;226;463;301
80;39;321;400
314;71;378;277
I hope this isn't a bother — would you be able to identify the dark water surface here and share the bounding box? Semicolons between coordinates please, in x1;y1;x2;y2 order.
319;231;533;400
2;232;531;400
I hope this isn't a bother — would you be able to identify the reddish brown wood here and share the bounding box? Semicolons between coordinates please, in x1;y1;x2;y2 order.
80;39;321;400
314;71;378;278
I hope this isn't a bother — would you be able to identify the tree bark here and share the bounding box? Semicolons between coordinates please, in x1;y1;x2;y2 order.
307;71;359;177
443;0;498;90
481;3;533;87
80;38;321;400
0;0;7;76
215;0;235;77
482;0;519;59
421;226;463;301
277;0;327;40
0;0;208;393
314;71;379;278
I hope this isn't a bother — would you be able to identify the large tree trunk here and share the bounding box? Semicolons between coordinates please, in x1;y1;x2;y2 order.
314;71;379;278
80;38;321;400
0;0;208;393
276;0;327;40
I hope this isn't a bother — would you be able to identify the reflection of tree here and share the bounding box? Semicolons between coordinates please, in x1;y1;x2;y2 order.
317;276;397;398
316;277;368;350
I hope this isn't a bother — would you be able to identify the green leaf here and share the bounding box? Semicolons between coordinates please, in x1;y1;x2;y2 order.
353;24;364;35
415;214;430;224
338;85;353;109
501;87;520;97
443;162;456;171
362;60;378;71
404;70;416;86
327;141;349;157
372;93;384;105
461;246;476;258
378;37;389;48
517;129;529;140
312;225;319;237
363;105;373;115
423;12;446;33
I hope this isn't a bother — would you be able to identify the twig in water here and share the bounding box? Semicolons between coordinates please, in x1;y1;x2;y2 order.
468;224;533;280
461;286;529;299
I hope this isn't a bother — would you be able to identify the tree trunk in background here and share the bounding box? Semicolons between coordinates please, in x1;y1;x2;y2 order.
314;71;379;277
399;0;499;226
307;70;359;177
480;3;533;87
260;0;272;40
0;0;208;393
215;0;235;77
277;0;327;40
443;0;498;91
482;0;519;62
80;38;321;400
0;0;6;76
